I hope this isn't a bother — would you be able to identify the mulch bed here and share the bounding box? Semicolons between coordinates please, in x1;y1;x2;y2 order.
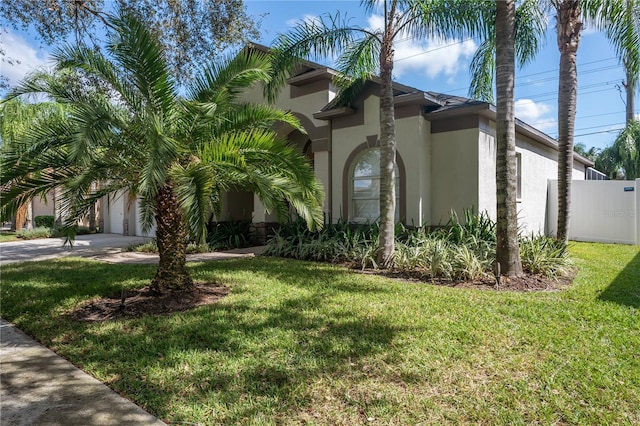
72;283;229;322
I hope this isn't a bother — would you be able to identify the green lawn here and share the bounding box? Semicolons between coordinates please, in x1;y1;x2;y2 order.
1;242;638;425
0;231;19;242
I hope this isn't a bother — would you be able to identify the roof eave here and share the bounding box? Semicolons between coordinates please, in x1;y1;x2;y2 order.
426;104;594;167
313;107;356;120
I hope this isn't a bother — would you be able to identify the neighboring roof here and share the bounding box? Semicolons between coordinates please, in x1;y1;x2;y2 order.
245;42;594;168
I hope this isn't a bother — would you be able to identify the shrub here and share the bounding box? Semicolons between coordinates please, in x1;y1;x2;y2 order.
265;213;571;281
75;226;92;235
16;227;51;240
127;240;158;253
34;215;55;228
207;220;253;250
452;245;489;281
520;235;572;278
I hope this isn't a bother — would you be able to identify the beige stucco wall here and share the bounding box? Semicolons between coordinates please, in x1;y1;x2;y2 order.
430;128;480;226
329;87;432;226
32;192;55;218
475;124;587;234
241;82;334;130
240;79;333;224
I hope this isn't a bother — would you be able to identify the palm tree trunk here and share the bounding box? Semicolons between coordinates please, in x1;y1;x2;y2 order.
14;202;28;231
376;13;397;269
495;0;523;277
151;183;193;293
556;0;582;244
625;65;636;123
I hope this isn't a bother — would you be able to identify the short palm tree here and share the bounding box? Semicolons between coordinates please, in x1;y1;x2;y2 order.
267;0;477;268
0;12;324;294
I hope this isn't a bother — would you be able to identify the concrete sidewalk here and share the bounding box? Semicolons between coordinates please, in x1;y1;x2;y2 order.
0;234;153;266
0;319;166;425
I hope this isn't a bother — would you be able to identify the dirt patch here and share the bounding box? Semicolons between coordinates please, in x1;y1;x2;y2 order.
368;269;576;292
72;283;229;322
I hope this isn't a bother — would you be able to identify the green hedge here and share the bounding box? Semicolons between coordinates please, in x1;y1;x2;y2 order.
34;215;55;228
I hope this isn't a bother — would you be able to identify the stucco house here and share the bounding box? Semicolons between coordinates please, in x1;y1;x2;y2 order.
222;45;592;239
105;45;593;240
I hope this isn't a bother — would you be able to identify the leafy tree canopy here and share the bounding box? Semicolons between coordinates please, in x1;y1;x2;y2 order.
0;0;260;85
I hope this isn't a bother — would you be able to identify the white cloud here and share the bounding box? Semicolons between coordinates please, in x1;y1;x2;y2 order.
286;14;321;28
1;30;50;87
366;14;385;32
515;98;556;132
394;37;477;79
365;14;477;81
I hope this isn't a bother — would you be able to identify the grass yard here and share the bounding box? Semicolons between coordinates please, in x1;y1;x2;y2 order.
0;231;19;243
1;242;638;425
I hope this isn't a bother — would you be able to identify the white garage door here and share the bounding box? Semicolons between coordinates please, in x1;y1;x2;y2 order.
108;193;124;235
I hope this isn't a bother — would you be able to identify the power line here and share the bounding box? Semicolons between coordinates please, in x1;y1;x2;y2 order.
445;56;621;94
395;38;474;62
574;128;625;137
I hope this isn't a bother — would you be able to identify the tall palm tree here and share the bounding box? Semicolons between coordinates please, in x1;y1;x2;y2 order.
462;0;544;276
495;0;523;277
554;0;582;244
555;0;640;242
467;0;547;103
603;0;640;123
267;0;476;268
0;12;324;294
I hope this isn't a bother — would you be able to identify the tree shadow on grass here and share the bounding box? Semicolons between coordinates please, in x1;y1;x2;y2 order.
1;257;404;423
597;249;640;308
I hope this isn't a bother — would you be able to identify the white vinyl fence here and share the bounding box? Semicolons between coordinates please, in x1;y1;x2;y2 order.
547;179;640;245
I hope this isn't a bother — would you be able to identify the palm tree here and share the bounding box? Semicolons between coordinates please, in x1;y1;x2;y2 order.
592;121;640;180
468;0;547;103
601;0;639;123
267;0;476;268
611;120;640;179
463;0;544;276
495;0;523;277
0;99;67;230
554;0;640;242
0;12;324;294
554;0;582;244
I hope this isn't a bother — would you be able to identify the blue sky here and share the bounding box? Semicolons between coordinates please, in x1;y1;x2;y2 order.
1;0;637;151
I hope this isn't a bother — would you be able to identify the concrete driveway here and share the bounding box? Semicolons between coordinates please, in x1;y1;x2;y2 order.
0;234;152;265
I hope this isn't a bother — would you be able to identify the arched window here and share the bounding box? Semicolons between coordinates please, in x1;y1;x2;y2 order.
351;148;399;222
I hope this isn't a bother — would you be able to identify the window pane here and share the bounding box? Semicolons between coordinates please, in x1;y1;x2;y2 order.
351;148;401;222
353;149;380;177
353;179;380;199
354;199;379;220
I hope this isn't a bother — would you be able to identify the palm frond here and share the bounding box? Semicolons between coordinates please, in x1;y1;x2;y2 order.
171;162;215;244
266;12;374;102
468;38;495;103
107;12;177;117
514;0;547;67
187;50;272;104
